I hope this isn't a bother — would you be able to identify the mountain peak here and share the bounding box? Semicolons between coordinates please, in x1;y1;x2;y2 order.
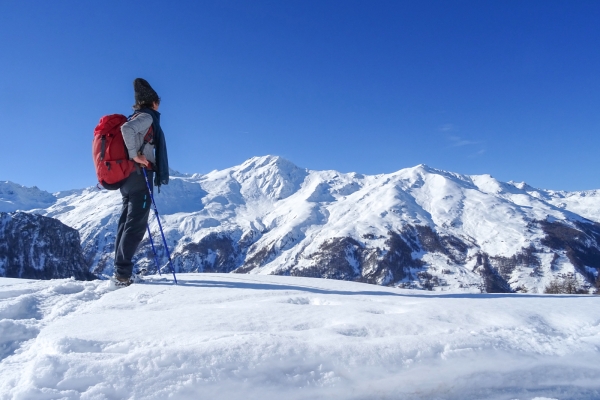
233;155;308;200
168;168;190;178
403;164;442;175
508;181;536;191
0;181;56;212
240;155;299;171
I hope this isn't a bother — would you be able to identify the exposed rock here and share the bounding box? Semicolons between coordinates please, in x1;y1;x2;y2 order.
473;253;513;293
0;212;93;280
175;233;240;273
235;243;278;274
291;237;364;280
274;227;455;289
540;219;600;284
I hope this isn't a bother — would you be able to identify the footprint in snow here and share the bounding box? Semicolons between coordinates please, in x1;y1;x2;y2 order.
284;297;341;306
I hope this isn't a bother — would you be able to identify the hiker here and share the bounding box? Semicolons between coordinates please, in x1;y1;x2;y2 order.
113;78;169;286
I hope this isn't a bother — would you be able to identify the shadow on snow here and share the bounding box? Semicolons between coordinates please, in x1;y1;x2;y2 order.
141;276;587;299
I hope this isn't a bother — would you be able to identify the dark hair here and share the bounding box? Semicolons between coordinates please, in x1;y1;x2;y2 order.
133;96;161;110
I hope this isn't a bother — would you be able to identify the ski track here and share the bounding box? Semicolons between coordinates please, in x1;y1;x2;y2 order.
1;274;599;399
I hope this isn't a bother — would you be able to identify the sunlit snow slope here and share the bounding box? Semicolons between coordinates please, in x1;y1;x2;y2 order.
1;274;599;400
3;156;600;293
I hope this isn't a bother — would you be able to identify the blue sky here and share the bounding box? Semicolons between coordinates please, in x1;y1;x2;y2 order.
1;0;599;192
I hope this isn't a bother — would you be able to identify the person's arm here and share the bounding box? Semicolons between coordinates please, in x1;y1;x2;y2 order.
121;114;153;166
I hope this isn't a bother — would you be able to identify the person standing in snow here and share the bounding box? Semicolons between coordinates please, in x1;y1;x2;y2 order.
113;78;170;286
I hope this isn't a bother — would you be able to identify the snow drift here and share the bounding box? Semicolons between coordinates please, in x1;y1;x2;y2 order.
0;274;599;399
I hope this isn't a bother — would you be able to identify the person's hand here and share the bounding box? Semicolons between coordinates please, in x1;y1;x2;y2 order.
133;155;150;168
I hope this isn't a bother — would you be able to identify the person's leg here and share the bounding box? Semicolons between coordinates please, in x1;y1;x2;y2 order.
114;171;153;279
114;194;129;272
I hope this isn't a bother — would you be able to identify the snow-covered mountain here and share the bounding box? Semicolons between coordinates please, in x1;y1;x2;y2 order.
3;156;600;292
0;181;56;212
0;212;92;280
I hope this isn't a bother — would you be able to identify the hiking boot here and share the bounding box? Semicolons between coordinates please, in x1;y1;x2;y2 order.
111;274;133;288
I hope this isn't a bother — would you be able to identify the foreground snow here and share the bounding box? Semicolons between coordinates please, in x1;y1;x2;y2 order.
0;274;599;400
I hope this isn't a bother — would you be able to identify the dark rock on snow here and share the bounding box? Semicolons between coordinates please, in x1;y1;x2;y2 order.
0;212;93;280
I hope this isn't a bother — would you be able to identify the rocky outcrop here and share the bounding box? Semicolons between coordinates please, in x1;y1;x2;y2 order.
0;212;93;280
540;219;600;282
174;232;241;273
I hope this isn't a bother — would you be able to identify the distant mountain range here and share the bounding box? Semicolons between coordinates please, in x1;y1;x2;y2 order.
2;155;600;293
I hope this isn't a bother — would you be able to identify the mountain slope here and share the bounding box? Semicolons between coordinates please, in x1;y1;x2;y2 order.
0;212;92;280
3;156;600;292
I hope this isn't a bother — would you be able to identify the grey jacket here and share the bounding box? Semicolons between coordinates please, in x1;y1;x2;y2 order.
120;113;155;165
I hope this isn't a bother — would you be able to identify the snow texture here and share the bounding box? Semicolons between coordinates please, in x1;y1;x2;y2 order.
0;274;598;399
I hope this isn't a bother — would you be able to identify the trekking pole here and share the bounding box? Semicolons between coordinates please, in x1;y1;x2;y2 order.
142;167;178;284
146;225;162;276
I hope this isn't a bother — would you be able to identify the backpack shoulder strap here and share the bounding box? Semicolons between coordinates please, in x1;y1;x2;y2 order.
130;112;154;154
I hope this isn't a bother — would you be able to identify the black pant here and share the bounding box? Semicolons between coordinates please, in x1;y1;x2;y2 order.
114;170;153;279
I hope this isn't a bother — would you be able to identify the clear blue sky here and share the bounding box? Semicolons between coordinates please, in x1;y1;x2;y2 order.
1;0;599;192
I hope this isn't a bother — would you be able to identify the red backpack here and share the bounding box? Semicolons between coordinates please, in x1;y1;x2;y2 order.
92;114;136;190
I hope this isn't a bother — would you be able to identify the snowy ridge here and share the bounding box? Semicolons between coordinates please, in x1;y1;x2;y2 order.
508;181;600;223
0;181;56;213
0;274;599;399
3;156;600;292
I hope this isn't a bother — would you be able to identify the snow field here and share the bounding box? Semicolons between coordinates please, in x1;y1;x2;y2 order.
1;274;599;399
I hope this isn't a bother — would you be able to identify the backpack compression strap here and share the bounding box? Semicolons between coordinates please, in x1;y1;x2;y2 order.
100;136;106;161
